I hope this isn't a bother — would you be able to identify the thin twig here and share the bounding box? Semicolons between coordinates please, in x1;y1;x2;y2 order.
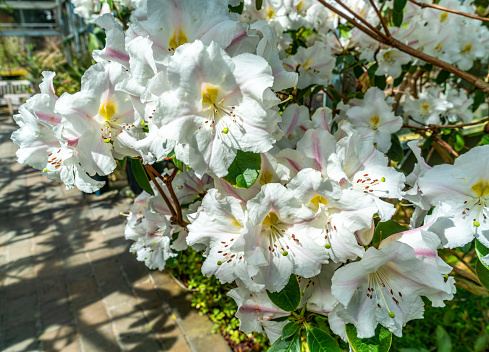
317;0;489;94
368;0;391;36
144;164;176;218
408;0;489;23
334;0;385;38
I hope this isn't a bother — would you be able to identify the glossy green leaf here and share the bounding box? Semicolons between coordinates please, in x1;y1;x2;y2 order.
117;157;127;170
475;240;489;270
472;90;485;112
393;0;407;12
436;70;451;85
223;151;261;189
374;74;387;90
267;274;301;312
372;220;407;247
436;325;452;352
346;324;392;352
306;326;342;352
386;134;404;162
256;0;263;10
268;333;301;352
477;259;489;290
392;10;403;26
228;1;244;14
130;158;154;195
282;321;299;339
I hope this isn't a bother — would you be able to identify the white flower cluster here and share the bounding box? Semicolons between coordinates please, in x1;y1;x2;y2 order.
12;0;489;346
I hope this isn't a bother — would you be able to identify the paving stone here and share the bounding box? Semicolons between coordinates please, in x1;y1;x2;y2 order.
0;108;229;352
69;276;101;308
40;299;74;328
75;301;110;333
4;320;39;352
80;324;119;352
40;324;79;352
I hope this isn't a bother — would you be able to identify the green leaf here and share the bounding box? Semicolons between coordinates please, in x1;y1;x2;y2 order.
472;90;486;112
228;1;244;14
393;0;407;12
267;274;301;312
166;257;179;268
392;10;403;26
282;321;299;339
353;65;365;79
453;133;465;152
130;158;154;195
268;333;301;352
477;259;489;290
435;70;451;85
386;134;404;162
372;220;408;247
436;325;452;352
374;74;387;90
117;157;127;170
306;326;342;352
222;151;261;189
478;134;489;146
475;240;489;270
256;0;263;10
474;335;489;352
368;63;378;79
346;324;392;352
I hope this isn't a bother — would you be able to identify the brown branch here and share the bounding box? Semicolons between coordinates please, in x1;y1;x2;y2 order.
145;164;188;228
408;0;489;23
144;164;177;218
450;264;481;284
333;0;385;38
367;0;391;37
317;0;489;94
431;116;489;129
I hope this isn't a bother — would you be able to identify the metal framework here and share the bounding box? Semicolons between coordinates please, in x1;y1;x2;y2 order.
0;0;88;61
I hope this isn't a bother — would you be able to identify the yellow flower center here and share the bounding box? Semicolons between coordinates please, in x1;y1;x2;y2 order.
472;180;489;198
201;85;220;106
440;12;448;22
370;115;380;126
310;195;328;209
98;101;116;121
462;43;472;53
169;26;188;50
262;212;279;227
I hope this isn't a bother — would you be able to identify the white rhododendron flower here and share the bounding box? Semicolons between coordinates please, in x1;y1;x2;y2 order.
418;145;489;249
11;0;489;346
345;87;402;152
331;241;455;339
156;40;281;177
228;283;289;343
283;41;336;89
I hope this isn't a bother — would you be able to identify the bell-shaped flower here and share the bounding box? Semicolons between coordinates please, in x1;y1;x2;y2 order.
417;144;489;249
228;283;289;343
327;123;406;220
126;0;241;65
300;263;340;316
56;61;142;176
238;183;328;292
345;87;402;153
283;40;336;89
187;189;264;292
288;168;377;262
155;40;281;177
331;241;455;338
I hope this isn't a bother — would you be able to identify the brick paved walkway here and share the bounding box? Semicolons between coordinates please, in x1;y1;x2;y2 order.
0;109;230;352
